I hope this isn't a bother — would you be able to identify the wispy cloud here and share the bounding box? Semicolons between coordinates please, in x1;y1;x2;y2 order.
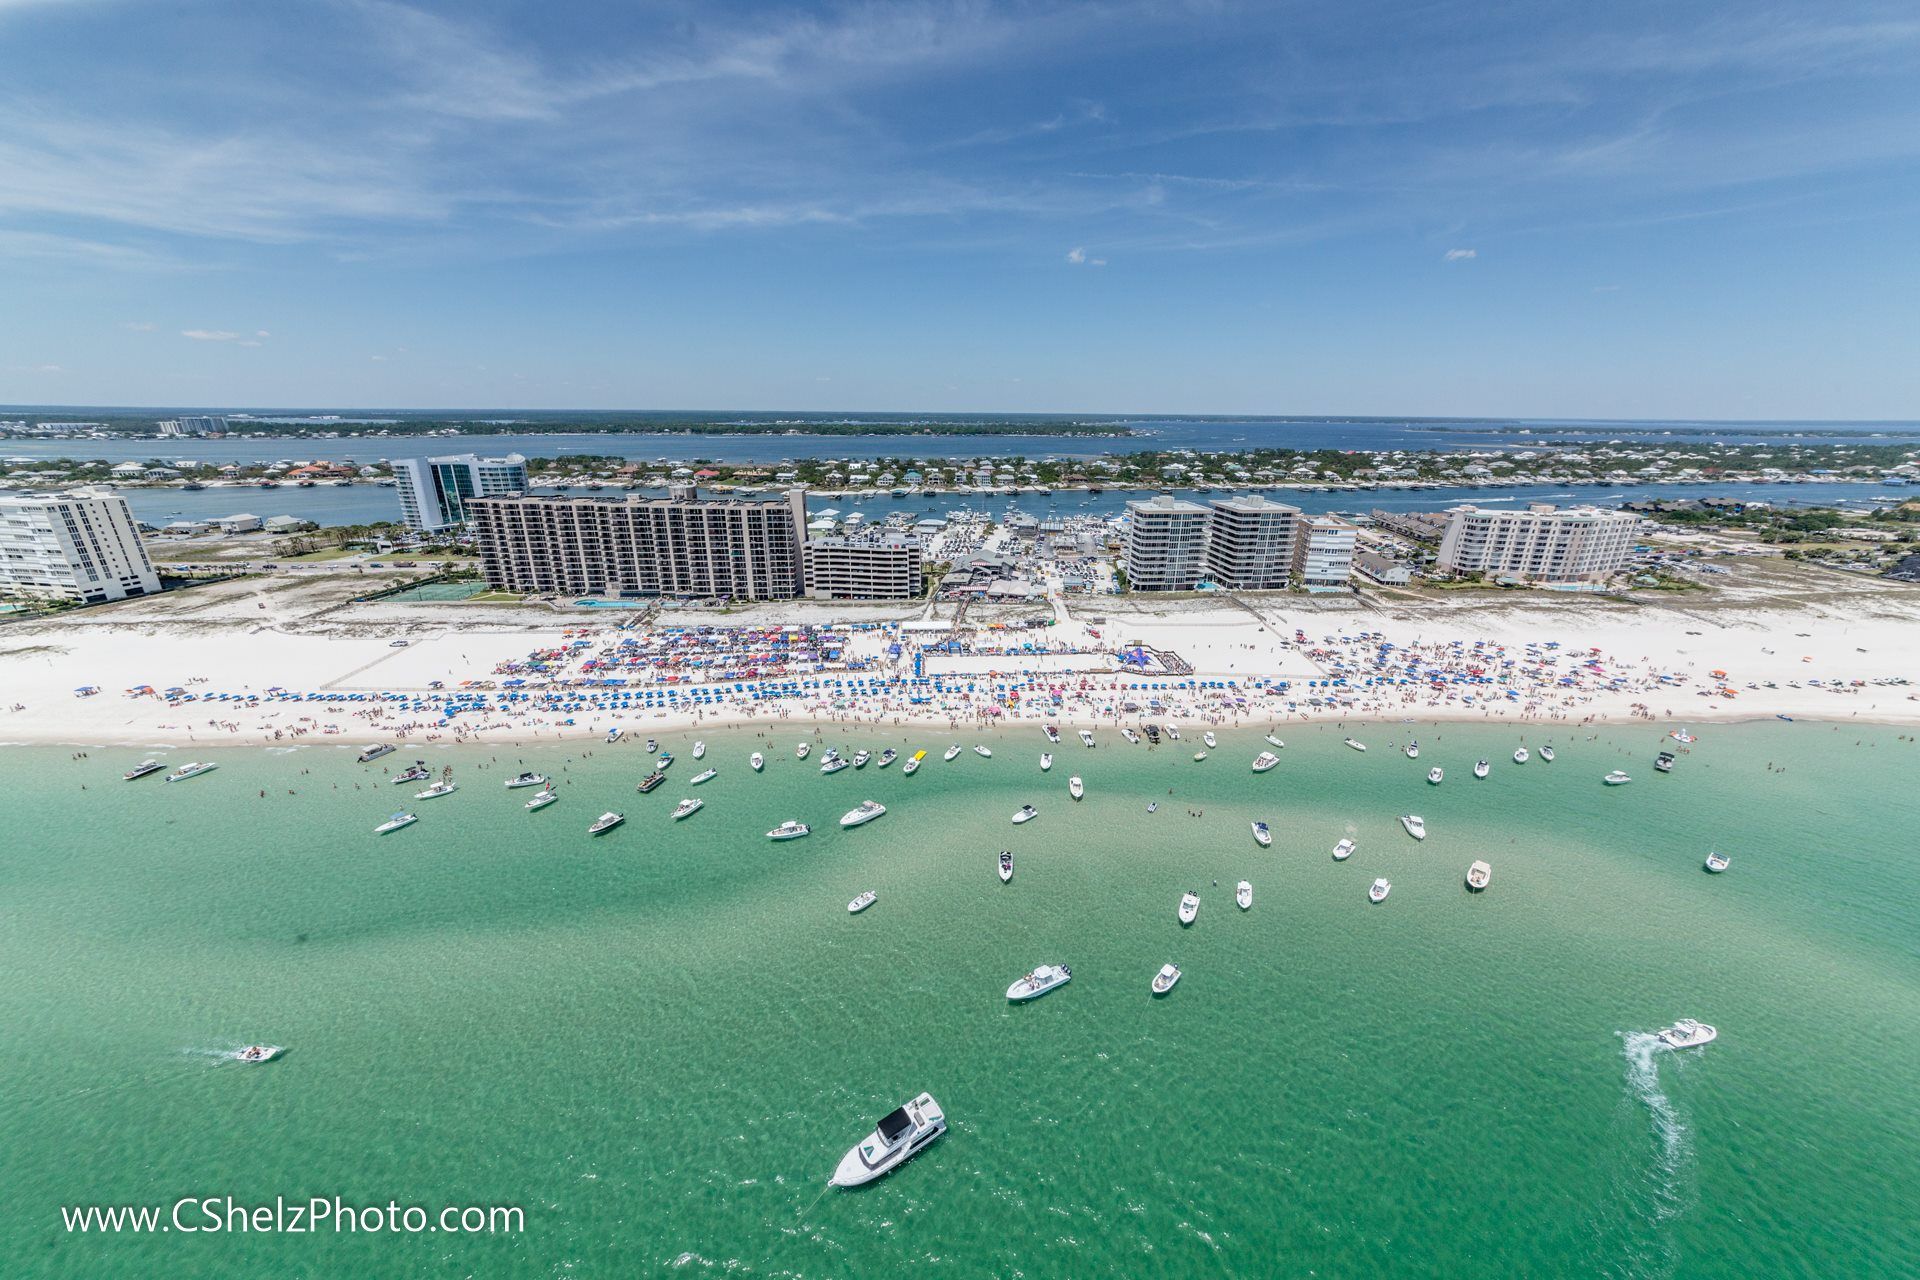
1066;246;1107;266
1444;248;1477;261
181;329;241;341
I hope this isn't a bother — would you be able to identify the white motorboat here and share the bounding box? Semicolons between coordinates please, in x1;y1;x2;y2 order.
671;797;703;820
1333;837;1355;861
1152;963;1181;995
878;748;897;768
847;889;878;914
1345;738;1367;752
1120;727;1139;744
525;787;558;811
233;1045;283;1064
588;811;625;835
751;752;765;771
391;761;430;785
1405;742;1420;759
1655;751;1676;773
1252;751;1279;772
1078;729;1096;748
903;750;926;775
606;728;623;745
1165;724;1181;741
1236;880;1252;910
1427;766;1444;784
1705;850;1730;873
1202;731;1216;749
373;811;417;834
767;820;811;841
944;744;962;762
1068;775;1084;800
998;850;1014;882
1146;802;1157;813
124;759;164;780
414;780;457;800
503;771;548;789
1178;891;1199;925
973;745;992;758
1192;751;1207;762
1671;729;1697;744
796;742;811;760
1040;752;1053;772
829;1092;944;1187
692;741;706;760
821;757;849;775
1264;734;1284;748
1603;771;1632;786
655;752;675;771
852;749;871;769
1369;877;1391;903
1473;759;1491;779
165;761;217;782
1006;963;1070;1001
1043;724;1061;743
357;743;395;763
1401;814;1427;840
1466;860;1491;891
1513;747;1530;764
1011;805;1037;825
1539;745;1556;762
1655;1018;1718;1050
1251;821;1272;847
841;800;887;828
690;768;717;785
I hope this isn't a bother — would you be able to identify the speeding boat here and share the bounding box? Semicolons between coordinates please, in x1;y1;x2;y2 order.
1603;771;1632;786
636;770;665;793
998;851;1014;882
1473;759;1491;779
1236;880;1253;910
391;761;430;785
1043;724;1061;744
357;743;396;763
525;787;558;811
1040;752;1053;772
877;748;897;768
1006;964;1070;1001
1405;742;1420;759
1512;747;1529;764
671;797;703;820
124;759;164;781
1078;729;1096;748
1655;1019;1717;1050
1539;745;1556;763
1251;821;1272;847
414;779;457;800
1151;963;1181;995
1120;727;1139;744
1264;734;1284;748
973;745;992;758
1400;814;1427;840
1068;775;1084;800
1369;877;1392;903
588;811;625;835
1252;751;1279;772
1203;731;1216;749
1705;850;1730;873
847;890;878;914
503;771;547;789
841;800;887;828
692;741;706;760
944;744;962;762
689;768;717;785
852;749;871;769
1178;891;1199;925
828;1092;944;1187
1655;751;1675;773
1466;860;1491;891
165;761;217;782
821;757;849;775
796;742;811;760
1011;805;1037;824
903;750;926;775
1427;766;1444;784
374;811;417;835
1332;837;1355;861
1345;738;1367;752
1165;724;1181;741
767;820;811;841
233;1045;282;1064
751;752;765;771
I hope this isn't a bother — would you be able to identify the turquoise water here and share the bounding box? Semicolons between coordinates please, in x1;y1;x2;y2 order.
3;723;1917;1277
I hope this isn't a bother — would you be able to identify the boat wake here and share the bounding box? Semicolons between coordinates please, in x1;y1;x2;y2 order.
1619;1031;1694;1223
1596;1030;1699;1275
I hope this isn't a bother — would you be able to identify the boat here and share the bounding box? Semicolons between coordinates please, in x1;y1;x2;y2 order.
1539;745;1556;763
1333;837;1355;861
1143;724;1160;744
751;752;765;771
828;1092;944;1187
672;797;703;820
998;851;1014;882
1011;805;1037;824
636;770;665;793
233;1045;283;1064
796;742;811;760
525;787;558;811
374;811;417;834
1466;860;1491;891
1513;747;1530;764
1401;814;1426;840
878;748;897;768
1146;802;1157;813
1405;741;1420;759
821;757;849;775
1120;727;1139;744
413;779;457;800
1203;731;1216;749
588;811;625;835
847;890;878;913
503;771;547;789
1006;963;1070;1001
1369;877;1391;903
1192;751;1207;762
852;749;871;768
1151;963;1181;995
1252;751;1279;772
973;745;992;758
841;800;887;828
1040;752;1053;771
1043;724;1060;743
689;768;717;785
646;739;657;753
1236;880;1252;910
1427;766;1444;784
1655;751;1675;773
1165;724;1181;741
1345;738;1367;752
1264;734;1284;748
655;752;674;771
1671;729;1697;743
944;744;962;762
1654;1018;1718;1050
903;750;926;775
1705;850;1730;873
1603;771;1632;786
1068;775;1084;800
692;741;706;760
606;728;623;744
767;820;811;841
1473;759;1491;779
1178;891;1199;925
165;761;217;782
1251;821;1272;847
123;759;164;781
1078;729;1095;748
357;743;395;763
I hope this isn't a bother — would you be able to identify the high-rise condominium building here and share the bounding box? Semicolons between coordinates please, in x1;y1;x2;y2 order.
157;415;227;437
1205;494;1301;589
1293;515;1358;587
393;454;529;531
1435;504;1640;584
0;489;161;603
803;536;924;599
1123;494;1212;591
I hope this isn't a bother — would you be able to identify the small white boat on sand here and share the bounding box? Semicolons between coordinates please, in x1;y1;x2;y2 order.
1705;850;1730;873
1603;771;1632;786
1333;837;1355;861
1252;751;1279;772
998;850;1013;882
1251;821;1272;847
1068;776;1084;800
1007;964;1070;1001
1012;805;1037;825
1655;1018;1717;1050
1369;877;1391;903
828;1092;943;1186
374;811;417;835
767;820;811;841
1152;963;1181;995
841;800;887;828
1236;880;1252;910
751;752;764;771
1177;891;1199;925
525;787;558;811
1120;727;1139;744
1401;814;1427;840
588;811;625;835
1165;725;1181;741
671;797;703;820
233;1045;282;1064
1466;860;1491;891
847;890;877;914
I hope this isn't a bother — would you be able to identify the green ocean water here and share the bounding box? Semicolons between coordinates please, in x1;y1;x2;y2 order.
3;722;1917;1278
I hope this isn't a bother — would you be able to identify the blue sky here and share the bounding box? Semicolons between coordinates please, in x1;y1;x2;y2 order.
2;0;1917;417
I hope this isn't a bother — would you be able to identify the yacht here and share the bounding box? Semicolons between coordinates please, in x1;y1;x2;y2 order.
671;797;703;820
1043;724;1061;744
878;748;897;768
588;811;625;835
1473;759;1491;779
1401;814;1427;840
1040;752;1053;772
525;786;558;811
1603;770;1632;786
766;820;811;841
1203;731;1216;749
374;811;417;835
503;771;547;789
391;761;430;785
690;768;717;785
1705;850;1730;873
821;757;849;775
944;744;962;762
1236;880;1253;910
828;1092;945;1187
1252;751;1279;772
1011;805;1037;824
165;761;217;782
233;1045;283;1064
1178;891;1199;925
1539;745;1556;763
1405;741;1420;759
998;850;1014;883
973;745;993;758
847;890;878;914
1006;964;1070;1001
1151;963;1182;995
692;741;706;760
1264;734;1284;748
1068;775;1084;800
124;759;164;781
1369;877;1392;903
852;749;871;769
751;752;765;772
903;750;927;775
1513;746;1530;764
636;770;665;793
841;800;887;828
1120;727;1139;744
414;779;457;800
1655;751;1675;773
1466;860;1491;891
1345;737;1367;752
796;742;811;760
1654;1018;1718;1050
1251;821;1272;847
1078;729;1096;748
1427;766;1444;784
1332;837;1355;861
1165;724;1181;741
357;743;396;763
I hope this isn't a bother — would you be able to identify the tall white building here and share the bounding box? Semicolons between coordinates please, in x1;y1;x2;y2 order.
1293;515;1358;588
1123;495;1211;591
392;453;529;531
804;535;924;599
0;489;161;603
157;415;227;437
1436;504;1640;584
1205;494;1301;589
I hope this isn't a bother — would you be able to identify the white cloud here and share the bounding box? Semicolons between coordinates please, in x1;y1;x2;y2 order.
181;329;241;341
122;320;156;331
1066;246;1107;266
1444;248;1477;261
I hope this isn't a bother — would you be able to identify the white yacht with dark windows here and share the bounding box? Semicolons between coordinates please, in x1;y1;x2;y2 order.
1655;1018;1717;1050
1401;814;1427;840
841;800;887;828
1006;964;1070;1002
1252;751;1279;773
829;1093;946;1187
124;759;164;781
165;761;217;782
767;820;810;841
503;771;547;789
